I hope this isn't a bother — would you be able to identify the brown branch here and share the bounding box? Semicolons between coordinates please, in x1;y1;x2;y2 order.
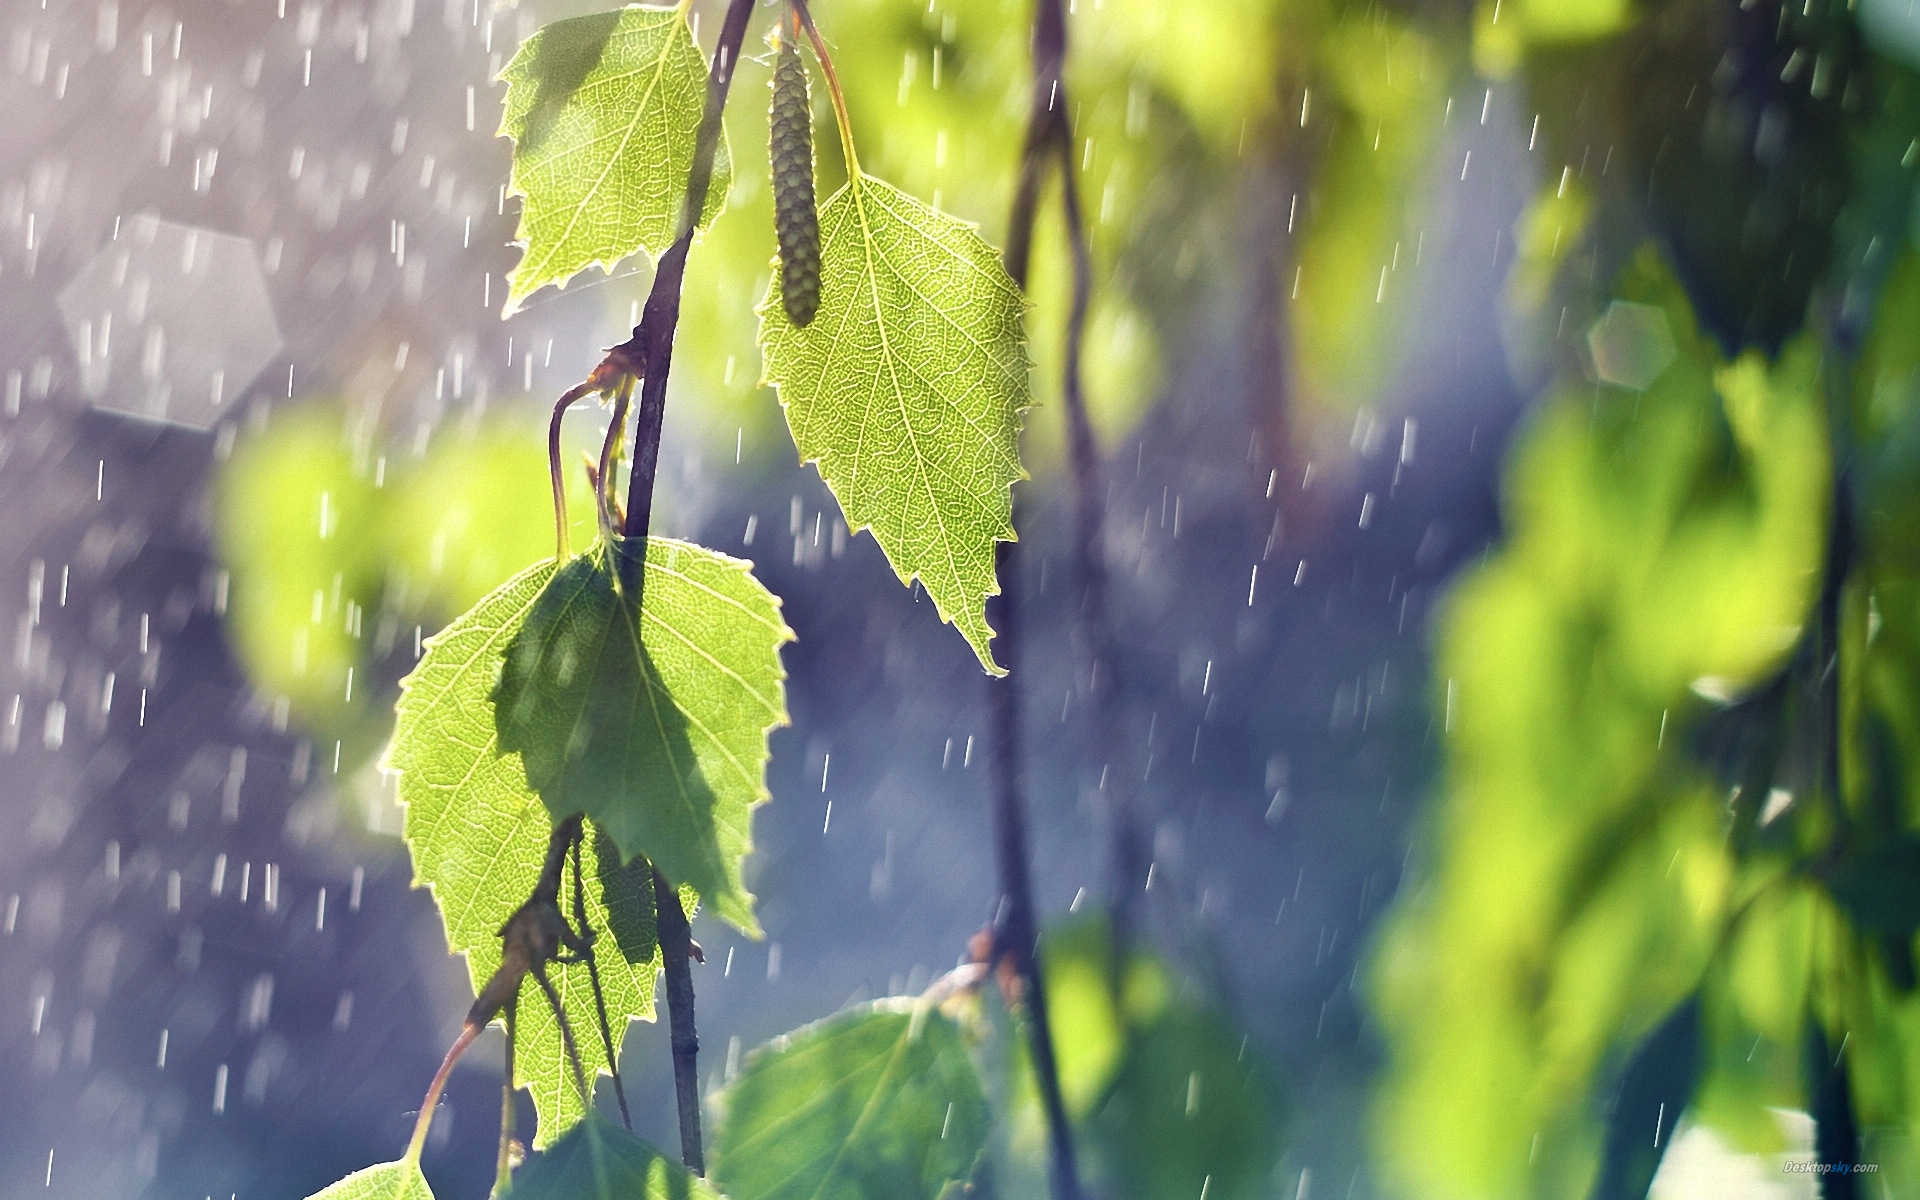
654;868;705;1174
984;6;1097;1200
572;830;632;1130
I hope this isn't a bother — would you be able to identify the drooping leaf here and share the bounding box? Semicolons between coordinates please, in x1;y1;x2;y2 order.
710;999;992;1200
499;5;729;314
507;1113;724;1200
759;173;1028;675
496;538;792;933
389;558;664;1149
303;1160;434;1200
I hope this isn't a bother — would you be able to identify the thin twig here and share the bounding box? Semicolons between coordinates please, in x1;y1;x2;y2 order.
617;0;758;575
491;998;518;1200
529;960;592;1109
987;547;1085;1200
592;0;754;1174
654;867;706;1175
572;829;632;1130
984;4;1099;1200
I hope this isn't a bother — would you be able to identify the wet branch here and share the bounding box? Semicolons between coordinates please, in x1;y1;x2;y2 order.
654;868;706;1174
983;4;1097;1200
587;0;756;1173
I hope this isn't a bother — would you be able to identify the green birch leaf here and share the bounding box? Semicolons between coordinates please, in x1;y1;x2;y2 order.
710;999;991;1200
758;174;1029;675
496;538;792;934
508;1113;725;1200
303;1160;434;1200
499;5;729;315
388;558;664;1149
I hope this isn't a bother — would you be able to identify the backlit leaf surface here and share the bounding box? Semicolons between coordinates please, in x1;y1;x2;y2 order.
389;558;663;1148
496;538;792;933
507;1114;723;1200
303;1161;434;1200
759;174;1028;674
500;5;728;313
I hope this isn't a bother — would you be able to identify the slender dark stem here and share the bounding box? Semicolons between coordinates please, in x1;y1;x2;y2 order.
572;830;632;1130
591;2;750;1173
982;6;1092;1200
653;867;705;1174
530;960;592;1109
618;0;757;588
492;998;517;1200
987;548;1085;1200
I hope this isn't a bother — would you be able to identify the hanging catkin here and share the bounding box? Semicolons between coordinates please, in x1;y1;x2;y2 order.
770;24;821;327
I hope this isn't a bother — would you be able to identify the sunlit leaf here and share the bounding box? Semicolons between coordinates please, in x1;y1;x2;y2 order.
710;999;991;1200
496;538;792;933
507;1114;723;1200
759;174;1028;674
499;5;729;314
303;1160;434;1200
388;558;664;1149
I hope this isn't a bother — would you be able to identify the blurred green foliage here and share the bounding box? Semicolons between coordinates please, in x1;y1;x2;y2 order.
1370;0;1920;1192
1004;915;1284;1200
215;400;596;774
1372;248;1831;1199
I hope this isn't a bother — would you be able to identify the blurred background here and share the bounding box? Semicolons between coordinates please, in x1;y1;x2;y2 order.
4;0;1919;1196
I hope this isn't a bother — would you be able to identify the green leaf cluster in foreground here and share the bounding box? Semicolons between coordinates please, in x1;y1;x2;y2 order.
759;173;1029;675
390;539;791;1146
499;3;730;314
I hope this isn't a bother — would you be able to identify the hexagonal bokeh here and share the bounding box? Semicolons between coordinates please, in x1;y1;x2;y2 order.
56;216;283;430
1587;300;1678;393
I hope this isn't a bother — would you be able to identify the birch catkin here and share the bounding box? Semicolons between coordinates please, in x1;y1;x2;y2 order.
770;27;821;326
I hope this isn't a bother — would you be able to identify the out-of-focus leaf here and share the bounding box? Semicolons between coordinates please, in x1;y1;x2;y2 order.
1500;179;1595;394
1824;836;1920;940
1617;0;1859;351
507;1114;723;1200
385;427;596;616
710;999;991;1200
216;403;384;743
496;538;791;933
302;1160;434;1200
1001;914;1281;1200
1089;1003;1285;1200
1370;247;1829;1200
1289;18;1448;416
758;173;1027;675
1587;997;1701;1200
499;5;728;314
388;558;663;1149
1473;0;1633;77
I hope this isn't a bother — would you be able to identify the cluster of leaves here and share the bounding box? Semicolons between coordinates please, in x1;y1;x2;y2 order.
1371;2;1920;1197
235;0;1298;1197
